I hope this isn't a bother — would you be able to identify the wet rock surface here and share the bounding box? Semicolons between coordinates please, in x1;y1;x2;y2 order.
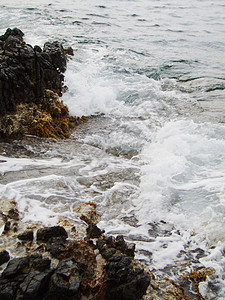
0;255;53;300
0;28;66;116
0;28;86;139
0;199;216;299
46;258;81;300
36;225;68;243
105;254;150;300
0;222;150;300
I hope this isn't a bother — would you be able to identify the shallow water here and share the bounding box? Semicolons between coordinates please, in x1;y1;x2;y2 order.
1;0;225;298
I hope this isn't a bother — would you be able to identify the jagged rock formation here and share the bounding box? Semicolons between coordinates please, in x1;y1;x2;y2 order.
0;225;150;300
0;28;85;138
0;28;66;116
0;199;214;299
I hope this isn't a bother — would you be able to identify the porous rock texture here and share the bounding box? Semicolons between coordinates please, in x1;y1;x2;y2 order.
0;225;150;300
0;199;213;299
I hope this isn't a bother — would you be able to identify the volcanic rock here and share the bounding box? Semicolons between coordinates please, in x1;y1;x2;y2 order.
46;258;81;300
86;222;103;239
17;230;34;242
0;28;66;116
0;28;83;139
0;255;53;300
105;254;150;300
36;226;68;243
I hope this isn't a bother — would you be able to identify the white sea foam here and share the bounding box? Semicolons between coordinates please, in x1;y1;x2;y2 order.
127;119;225;295
63;57;192;124
62;49;122;117
1;0;225;297
135;119;225;233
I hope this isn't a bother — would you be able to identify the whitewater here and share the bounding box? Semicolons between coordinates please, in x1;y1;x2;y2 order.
0;0;225;298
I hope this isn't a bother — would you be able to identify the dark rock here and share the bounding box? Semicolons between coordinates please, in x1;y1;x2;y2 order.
0;279;20;300
86;222;103;239
0;255;53;300
36;226;68;243
106;272;150;300
17;230;33;241
64;46;74;56
96;238;107;252
107;255;132;277
3;221;11;233
108;253;124;263
34;45;42;53
114;235;135;256
12;222;18;233
1;257;30;279
19;270;53;300
115;235;126;248
0;27;67;118
105;254;150;300
59;240;97;284
31;256;51;272
0;28;70;137
46;236;67;258
0;28;24;42
97;235;135;258
124;243;135;257
43;41;67;73
101;248;117;260
46;258;81;300
105;235;115;246
0;222;150;300
0;250;10;265
7;208;19;220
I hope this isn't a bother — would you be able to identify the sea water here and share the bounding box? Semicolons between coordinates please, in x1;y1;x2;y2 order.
0;0;225;297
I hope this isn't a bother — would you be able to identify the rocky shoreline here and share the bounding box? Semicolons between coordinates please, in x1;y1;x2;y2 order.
0;28;215;299
0;215;150;299
0;198;215;299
